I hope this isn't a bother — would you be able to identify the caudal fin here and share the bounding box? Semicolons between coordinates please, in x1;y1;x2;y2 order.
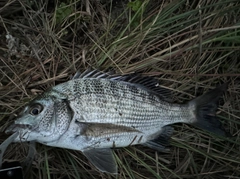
190;83;228;136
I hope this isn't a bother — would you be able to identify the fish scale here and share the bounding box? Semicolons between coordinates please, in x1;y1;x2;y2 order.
4;70;227;174
57;78;189;128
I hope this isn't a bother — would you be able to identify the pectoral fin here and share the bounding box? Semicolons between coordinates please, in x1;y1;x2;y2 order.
83;148;117;174
77;122;140;138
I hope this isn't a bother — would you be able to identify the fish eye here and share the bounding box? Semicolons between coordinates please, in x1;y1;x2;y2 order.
29;104;43;115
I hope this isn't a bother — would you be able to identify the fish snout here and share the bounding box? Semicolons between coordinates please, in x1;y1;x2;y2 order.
5;123;33;134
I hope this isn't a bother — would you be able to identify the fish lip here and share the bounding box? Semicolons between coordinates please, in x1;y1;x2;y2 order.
16;124;33;129
5;124;33;134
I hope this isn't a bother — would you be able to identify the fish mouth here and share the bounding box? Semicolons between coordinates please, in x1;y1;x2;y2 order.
5;123;33;134
5;124;34;142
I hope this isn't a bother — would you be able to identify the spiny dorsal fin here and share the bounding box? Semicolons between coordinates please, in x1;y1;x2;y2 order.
72;69;172;101
71;69;116;80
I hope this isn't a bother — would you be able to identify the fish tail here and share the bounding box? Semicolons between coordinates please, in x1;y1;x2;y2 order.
189;83;228;136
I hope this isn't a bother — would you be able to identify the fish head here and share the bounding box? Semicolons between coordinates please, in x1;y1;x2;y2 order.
6;92;72;144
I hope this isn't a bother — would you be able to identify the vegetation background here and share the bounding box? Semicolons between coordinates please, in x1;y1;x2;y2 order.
0;0;240;178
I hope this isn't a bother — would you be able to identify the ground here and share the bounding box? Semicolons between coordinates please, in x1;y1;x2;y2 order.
0;0;240;178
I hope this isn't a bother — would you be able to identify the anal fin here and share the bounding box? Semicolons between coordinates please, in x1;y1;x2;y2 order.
83;148;117;174
143;126;174;152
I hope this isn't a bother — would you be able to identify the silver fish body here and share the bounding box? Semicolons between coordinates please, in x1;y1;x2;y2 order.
51;78;192;148
5;70;227;173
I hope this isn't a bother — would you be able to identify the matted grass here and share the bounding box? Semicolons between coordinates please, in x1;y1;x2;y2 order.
0;0;240;178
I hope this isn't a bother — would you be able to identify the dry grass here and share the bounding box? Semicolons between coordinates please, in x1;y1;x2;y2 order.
0;0;240;178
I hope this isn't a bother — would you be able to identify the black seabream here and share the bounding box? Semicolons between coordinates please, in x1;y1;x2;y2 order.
3;70;227;174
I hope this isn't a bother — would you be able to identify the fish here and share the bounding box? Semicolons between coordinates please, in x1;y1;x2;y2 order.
4;70;227;174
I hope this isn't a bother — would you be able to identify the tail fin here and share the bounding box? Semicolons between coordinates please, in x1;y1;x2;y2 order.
190;83;228;136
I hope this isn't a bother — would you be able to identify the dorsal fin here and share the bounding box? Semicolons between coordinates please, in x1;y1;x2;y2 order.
120;73;172;101
71;69;116;80
71;69;172;101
